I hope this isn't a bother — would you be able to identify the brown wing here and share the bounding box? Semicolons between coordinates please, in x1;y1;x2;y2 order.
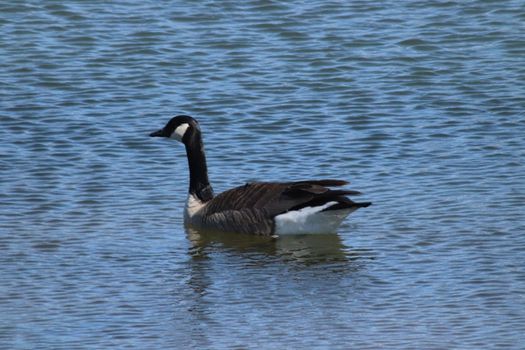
203;180;361;218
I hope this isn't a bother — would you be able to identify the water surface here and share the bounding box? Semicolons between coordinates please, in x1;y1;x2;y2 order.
1;1;525;349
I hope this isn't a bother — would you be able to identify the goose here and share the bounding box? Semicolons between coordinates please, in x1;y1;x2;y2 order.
150;115;371;236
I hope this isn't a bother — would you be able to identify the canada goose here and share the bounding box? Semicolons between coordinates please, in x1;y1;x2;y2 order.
150;115;371;235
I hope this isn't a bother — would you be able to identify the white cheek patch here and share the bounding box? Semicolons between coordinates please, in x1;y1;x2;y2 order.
171;123;190;141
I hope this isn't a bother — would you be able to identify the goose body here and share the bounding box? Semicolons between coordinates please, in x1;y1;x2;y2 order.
150;116;371;236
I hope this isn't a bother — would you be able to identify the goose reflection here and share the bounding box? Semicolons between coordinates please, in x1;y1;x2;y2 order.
184;227;373;339
186;226;366;264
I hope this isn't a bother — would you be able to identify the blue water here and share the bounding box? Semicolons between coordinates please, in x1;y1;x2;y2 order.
1;1;524;349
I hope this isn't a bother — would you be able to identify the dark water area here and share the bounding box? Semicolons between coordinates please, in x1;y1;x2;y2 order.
1;1;524;349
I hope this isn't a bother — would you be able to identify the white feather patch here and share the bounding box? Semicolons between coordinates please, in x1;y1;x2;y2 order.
171;123;190;142
274;202;356;235
184;193;205;224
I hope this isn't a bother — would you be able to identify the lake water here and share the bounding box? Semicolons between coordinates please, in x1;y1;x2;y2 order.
1;1;524;349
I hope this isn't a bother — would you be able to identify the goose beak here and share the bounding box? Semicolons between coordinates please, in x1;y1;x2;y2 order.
150;129;164;137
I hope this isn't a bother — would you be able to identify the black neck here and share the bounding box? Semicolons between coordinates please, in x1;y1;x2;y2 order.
184;130;214;202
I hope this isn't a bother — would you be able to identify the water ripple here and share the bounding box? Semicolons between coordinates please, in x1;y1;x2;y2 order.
1;0;525;349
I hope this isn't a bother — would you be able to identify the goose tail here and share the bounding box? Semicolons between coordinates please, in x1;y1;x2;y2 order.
322;200;372;212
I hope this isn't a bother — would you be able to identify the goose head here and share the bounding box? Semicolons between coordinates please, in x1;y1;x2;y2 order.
149;115;200;143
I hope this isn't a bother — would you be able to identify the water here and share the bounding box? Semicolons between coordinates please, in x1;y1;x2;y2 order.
1;0;524;348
